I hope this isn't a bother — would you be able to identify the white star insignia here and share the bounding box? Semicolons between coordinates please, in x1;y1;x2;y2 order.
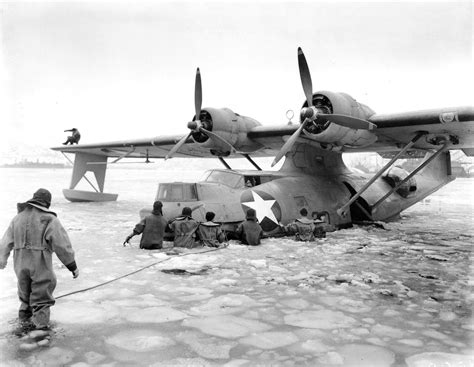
242;191;279;224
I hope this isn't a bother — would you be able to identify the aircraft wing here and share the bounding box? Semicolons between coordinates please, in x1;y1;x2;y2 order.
52;106;474;160
51;134;280;159
248;106;474;154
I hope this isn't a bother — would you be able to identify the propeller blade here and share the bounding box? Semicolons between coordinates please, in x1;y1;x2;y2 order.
165;132;192;160
195;67;202;121
271;119;309;167
298;47;313;107
199;127;236;153
319;113;377;130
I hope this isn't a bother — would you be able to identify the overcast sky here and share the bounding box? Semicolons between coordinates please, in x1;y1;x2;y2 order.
0;1;472;149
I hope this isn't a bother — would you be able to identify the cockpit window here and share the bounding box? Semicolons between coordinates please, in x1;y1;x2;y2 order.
203;170;242;188
156;183;198;201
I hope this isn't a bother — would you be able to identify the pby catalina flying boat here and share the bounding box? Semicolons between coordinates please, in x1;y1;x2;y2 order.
52;47;474;235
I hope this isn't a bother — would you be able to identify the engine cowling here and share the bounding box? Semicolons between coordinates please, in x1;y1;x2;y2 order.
301;91;378;149
192;107;262;155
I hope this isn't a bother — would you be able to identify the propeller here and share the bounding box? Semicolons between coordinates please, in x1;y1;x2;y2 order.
271;118;309;167
165;68;237;160
271;47;376;167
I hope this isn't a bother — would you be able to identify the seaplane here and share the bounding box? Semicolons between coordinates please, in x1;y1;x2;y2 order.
52;47;474;235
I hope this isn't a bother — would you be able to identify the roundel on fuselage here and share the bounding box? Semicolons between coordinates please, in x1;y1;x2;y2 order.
240;190;282;232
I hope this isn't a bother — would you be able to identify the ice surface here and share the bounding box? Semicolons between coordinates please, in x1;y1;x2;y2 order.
183;315;272;338
124;306;188;323
106;329;176;351
239;331;299;349
176;331;237;359
0;169;472;366
336;344;395;366
405;352;474;367
284;309;357;329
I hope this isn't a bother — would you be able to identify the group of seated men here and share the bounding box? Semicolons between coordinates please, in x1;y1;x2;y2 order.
124;201;331;250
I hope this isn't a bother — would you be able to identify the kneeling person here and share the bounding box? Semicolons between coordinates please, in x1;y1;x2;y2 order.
124;201;167;249
197;211;225;248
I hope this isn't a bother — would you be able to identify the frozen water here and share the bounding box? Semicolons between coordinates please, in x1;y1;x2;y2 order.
239;331;299;349
183;315;272;338
337;344;395;366
0;169;472;366
405;352;474;367
105;329;175;351
284;309;357;329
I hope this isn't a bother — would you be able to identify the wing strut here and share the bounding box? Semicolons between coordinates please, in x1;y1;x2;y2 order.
371;141;449;211
218;157;232;170
62;152;99;193
337;132;426;218
243;154;262;171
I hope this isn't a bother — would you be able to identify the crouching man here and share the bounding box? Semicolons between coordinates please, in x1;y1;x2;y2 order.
0;188;79;333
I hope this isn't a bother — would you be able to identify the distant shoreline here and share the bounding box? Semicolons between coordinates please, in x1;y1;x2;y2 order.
0;162;69;169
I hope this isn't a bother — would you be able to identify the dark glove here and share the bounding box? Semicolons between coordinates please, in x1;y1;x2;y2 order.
123;234;133;246
72;269;79;279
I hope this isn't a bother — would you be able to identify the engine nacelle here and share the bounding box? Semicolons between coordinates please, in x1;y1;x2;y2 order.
192;107;262;155
301;91;378;149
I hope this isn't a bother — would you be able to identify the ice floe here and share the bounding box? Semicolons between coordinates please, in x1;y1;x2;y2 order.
239;331;299;349
183;315;272;338
284;309;357;329
336;343;395;366
405;352;474;367
105;329;175;352
124;306;188;323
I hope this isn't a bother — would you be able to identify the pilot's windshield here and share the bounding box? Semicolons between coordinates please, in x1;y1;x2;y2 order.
203;170;242;188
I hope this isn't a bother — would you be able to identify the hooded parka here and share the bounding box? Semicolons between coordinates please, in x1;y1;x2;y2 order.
197;221;225;247
170;216;199;248
0;202;77;328
133;212;168;249
236;210;263;246
285;217;316;241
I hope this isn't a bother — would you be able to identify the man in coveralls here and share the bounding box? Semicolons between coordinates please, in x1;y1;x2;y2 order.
0;188;79;332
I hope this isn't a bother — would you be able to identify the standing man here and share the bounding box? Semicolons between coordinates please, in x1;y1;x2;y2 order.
169;207;199;248
197;211;225;247
0;188;79;333
63;128;81;145
236;208;263;246
124;201;168;250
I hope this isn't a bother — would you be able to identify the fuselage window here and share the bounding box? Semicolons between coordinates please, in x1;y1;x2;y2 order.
156;183;198;201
